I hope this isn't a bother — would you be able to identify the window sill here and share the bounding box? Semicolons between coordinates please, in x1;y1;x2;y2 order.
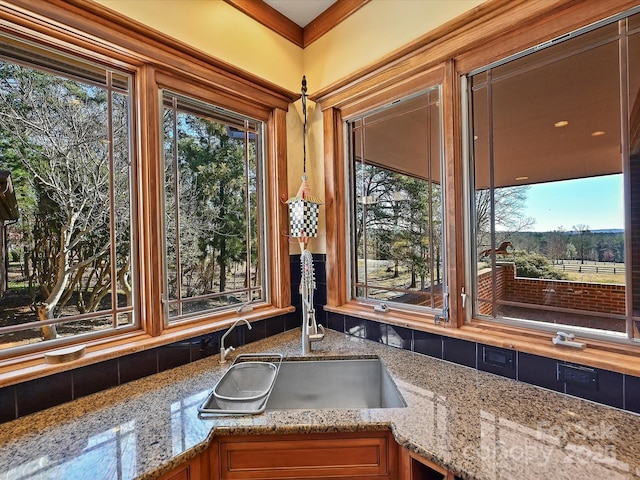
327;302;640;377
0;305;294;388
326;301;451;334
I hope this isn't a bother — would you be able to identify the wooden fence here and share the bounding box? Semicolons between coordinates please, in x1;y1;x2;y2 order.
554;263;625;276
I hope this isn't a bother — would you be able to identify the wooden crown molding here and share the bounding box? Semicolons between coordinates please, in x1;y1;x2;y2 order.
3;0;299;110
303;0;369;46
225;0;303;47
224;0;369;48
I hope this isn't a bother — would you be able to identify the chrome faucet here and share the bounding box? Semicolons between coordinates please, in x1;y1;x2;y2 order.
300;249;325;354
219;318;252;364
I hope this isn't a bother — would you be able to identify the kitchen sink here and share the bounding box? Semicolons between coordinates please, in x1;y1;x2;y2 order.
265;357;406;410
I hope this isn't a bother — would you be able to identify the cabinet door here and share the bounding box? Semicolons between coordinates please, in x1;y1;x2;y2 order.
399;447;456;480
160;467;189;480
213;430;396;479
157;453;203;480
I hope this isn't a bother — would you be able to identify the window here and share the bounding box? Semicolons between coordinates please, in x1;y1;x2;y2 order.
162;92;266;322
0;35;135;354
349;88;446;315
0;3;291;374
468;10;640;341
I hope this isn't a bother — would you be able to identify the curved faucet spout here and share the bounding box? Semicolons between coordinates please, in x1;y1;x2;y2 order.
219;318;252;364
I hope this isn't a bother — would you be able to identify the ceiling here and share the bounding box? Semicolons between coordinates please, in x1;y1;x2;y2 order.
264;0;337;27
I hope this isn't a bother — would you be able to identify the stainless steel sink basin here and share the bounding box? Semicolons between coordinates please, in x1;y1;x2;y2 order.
265;357;406;410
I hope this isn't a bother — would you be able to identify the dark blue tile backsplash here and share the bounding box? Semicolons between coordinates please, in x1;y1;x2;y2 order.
413;330;443;359
1;253;638;425
0;386;15;424
72;358;119;398
158;341;191;373
16;371;73;417
119;349;158;384
443;337;477;368
564;365;623;409
625;375;640;414
518;352;563;392
384;324;412;350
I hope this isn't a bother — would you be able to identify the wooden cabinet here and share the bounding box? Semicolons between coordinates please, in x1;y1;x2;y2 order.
210;430;397;479
156;452;204;480
158;466;190;480
399;447;458;480
156;432;463;480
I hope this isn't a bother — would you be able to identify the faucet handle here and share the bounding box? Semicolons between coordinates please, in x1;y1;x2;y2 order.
552;331;585;349
309;324;325;342
555;331;575;341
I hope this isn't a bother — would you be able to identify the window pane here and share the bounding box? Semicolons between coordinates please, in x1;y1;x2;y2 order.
470;18;635;338
350;88;445;312
629;22;640;335
0;39;135;351
163;93;265;321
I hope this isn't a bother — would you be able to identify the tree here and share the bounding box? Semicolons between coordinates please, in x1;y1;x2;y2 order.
0;61;131;339
353;162;397;258
546;227;567;264
397;176;442;289
475;185;535;253
572;224;591;264
176;117;250;296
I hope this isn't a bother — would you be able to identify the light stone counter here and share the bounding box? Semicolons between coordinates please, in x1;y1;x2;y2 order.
1;329;639;480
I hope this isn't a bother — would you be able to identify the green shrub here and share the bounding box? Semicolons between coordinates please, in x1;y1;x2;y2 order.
512;251;567;280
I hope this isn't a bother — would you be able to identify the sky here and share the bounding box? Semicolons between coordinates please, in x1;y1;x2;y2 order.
523;174;624;232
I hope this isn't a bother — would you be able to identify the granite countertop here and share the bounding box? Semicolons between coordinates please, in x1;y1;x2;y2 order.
1;329;639;480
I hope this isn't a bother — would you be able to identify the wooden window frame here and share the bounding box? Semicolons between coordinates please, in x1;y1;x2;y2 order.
466;16;639;342
315;0;640;376
158;87;269;324
337;67;453;323
348;86;448;316
0;0;296;386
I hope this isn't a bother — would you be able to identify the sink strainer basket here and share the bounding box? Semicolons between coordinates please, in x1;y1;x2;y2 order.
213;361;278;410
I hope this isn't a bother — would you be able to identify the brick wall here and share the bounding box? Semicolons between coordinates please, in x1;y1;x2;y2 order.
476;265;507;315
498;263;625;315
398;284;445;309
477;262;626;330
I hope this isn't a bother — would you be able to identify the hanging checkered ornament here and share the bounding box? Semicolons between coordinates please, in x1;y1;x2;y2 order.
286;175;322;246
286;76;323;252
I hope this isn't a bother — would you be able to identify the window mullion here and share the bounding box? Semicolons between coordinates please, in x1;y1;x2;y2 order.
244;121;252;298
106;70;118;328
171;98;183;318
620;18;635;339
